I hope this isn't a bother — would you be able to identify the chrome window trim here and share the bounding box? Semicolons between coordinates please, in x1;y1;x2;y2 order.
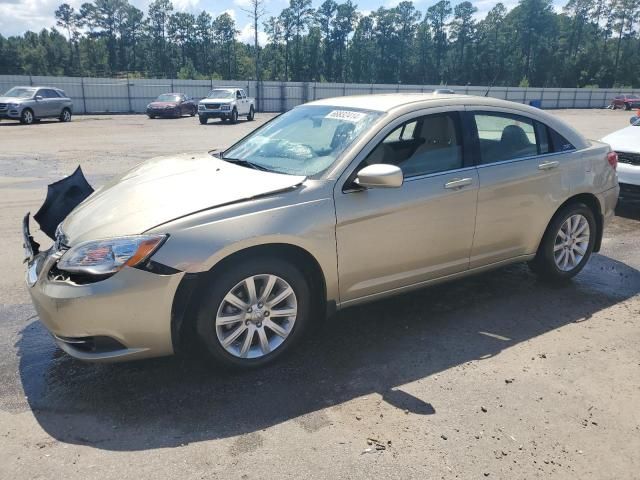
475;149;576;169
403;165;477;183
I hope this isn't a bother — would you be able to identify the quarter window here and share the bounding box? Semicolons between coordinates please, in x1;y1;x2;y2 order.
548;128;575;152
364;112;463;177
473;113;538;164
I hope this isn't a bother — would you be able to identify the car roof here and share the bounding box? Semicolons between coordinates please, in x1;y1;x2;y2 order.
307;93;589;150
307;93;536;112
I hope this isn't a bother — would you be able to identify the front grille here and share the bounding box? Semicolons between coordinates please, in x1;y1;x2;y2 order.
0;103;7;111
206;103;220;109
618;151;640;166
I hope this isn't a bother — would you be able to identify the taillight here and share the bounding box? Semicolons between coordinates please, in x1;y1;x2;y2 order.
607;151;618;170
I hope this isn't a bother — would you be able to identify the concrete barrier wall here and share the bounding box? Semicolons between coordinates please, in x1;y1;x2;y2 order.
2;75;639;114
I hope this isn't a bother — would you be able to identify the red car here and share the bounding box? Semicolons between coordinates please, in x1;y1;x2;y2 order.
611;94;640;111
146;93;197;118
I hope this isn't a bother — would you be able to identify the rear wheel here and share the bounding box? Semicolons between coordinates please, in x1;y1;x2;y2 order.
190;107;196;116
247;106;255;121
195;257;312;368
624;103;632;111
20;108;34;125
199;115;208;125
529;203;596;281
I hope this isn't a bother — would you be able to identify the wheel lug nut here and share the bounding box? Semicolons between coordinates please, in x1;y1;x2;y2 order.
245;320;250;326
258;302;263;308
264;311;270;317
247;307;252;313
257;322;262;328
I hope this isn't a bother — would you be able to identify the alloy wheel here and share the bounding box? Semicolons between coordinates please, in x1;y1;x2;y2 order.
23;110;33;124
215;274;297;359
553;214;590;272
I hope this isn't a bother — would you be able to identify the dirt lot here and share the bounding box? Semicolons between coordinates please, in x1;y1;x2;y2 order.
0;109;638;479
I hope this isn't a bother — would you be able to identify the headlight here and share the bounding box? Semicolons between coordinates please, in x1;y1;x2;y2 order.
198;104;205;110
57;235;167;276
221;104;231;111
8;103;19;108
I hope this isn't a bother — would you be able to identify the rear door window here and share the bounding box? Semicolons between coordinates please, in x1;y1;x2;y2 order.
472;112;539;164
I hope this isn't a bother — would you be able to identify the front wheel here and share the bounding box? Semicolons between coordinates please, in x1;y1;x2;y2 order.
229;108;238;124
20;108;34;125
247;106;255;121
199;115;208;125
529;203;596;281
195;257;312;368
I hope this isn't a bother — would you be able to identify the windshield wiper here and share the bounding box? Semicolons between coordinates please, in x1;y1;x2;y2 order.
221;157;271;172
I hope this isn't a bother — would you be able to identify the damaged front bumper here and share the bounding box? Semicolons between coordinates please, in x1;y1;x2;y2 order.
24;237;183;362
23;168;182;362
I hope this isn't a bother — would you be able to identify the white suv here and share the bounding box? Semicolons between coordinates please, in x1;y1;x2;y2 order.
198;87;255;124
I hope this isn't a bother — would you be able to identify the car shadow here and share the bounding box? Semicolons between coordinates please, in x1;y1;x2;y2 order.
0;120;60;127
16;253;639;451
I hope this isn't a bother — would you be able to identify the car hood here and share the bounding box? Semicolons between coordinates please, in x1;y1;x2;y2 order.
0;96;26;103
149;101;178;108
201;98;233;103
601;126;640;152
61;153;305;245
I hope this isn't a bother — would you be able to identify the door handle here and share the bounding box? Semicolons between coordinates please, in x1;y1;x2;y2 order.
538;160;559;170
444;177;473;189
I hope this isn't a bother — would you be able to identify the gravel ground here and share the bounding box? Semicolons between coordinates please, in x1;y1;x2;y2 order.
0;108;638;480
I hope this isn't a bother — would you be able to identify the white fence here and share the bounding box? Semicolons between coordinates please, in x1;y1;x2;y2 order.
1;74;639;114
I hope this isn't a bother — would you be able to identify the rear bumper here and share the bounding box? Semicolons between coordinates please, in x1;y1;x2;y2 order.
26;249;183;362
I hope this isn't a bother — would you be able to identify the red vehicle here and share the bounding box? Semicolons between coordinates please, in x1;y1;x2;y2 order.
611;94;640;111
146;93;197;118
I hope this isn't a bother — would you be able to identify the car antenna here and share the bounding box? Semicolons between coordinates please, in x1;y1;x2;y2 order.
484;69;501;97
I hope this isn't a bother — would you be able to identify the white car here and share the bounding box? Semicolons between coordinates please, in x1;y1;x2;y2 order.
198;87;255;125
601;117;640;201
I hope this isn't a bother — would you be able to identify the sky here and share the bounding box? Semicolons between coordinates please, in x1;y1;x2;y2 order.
0;0;560;42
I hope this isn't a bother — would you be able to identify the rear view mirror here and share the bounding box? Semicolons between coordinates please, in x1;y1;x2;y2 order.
355;164;403;189
35;95;43;101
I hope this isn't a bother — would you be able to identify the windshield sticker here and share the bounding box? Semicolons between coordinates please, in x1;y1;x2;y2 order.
326;110;367;122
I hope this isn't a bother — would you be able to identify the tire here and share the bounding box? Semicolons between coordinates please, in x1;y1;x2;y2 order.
195;257;312;368
199;115;208;125
624;103;631;111
59;108;72;122
148;115;156;119
247;106;255;121
230;108;238;124
190;107;196;116
20;108;34;125
528;202;597;282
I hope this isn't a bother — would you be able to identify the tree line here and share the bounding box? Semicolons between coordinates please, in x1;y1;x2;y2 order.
0;0;639;88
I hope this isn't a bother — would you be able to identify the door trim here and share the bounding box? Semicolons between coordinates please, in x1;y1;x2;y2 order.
338;253;536;308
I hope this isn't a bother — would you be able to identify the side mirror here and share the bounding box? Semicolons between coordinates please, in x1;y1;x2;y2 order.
355;164;403;189
35;95;43;101
630;116;639;125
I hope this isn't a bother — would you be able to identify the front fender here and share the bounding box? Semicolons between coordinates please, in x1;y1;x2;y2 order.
148;185;339;304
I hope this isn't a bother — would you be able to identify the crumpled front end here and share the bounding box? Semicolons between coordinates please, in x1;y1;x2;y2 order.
26;243;183;362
